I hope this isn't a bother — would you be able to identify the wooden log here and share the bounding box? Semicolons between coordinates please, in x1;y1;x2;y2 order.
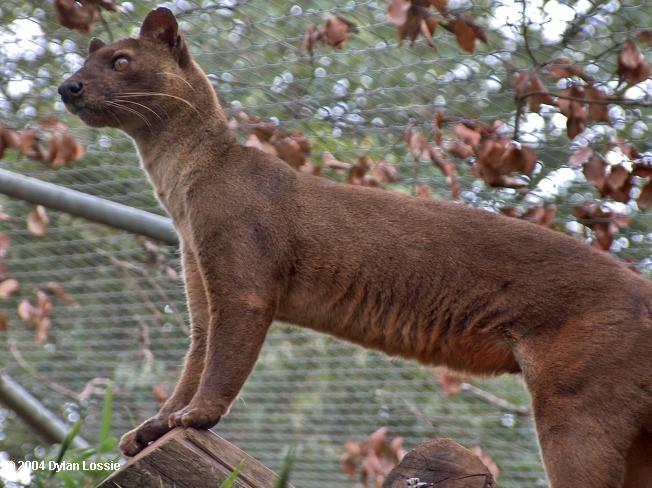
382;438;495;488
98;428;294;488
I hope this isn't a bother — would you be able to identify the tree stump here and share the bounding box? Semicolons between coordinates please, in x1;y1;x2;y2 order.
382;438;495;488
98;428;294;488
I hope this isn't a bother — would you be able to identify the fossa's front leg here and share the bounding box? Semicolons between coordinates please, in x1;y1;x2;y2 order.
168;228;277;429
119;245;209;456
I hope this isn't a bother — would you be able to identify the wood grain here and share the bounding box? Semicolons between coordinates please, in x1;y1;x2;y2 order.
98;428;293;488
382;438;495;488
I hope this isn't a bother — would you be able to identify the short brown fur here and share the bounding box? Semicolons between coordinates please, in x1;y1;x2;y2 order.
59;8;652;487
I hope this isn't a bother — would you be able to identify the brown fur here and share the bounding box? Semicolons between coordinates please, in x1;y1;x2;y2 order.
59;8;652;486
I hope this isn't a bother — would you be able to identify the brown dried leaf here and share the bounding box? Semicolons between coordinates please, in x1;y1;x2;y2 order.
27;205;49;236
638;181;652;210
548;57;589;81
633;161;652;178
245;134;278;157
618;40;650;85
303;25;319;58
340;427;405;486
527;75;553;113
416;183;431;199
446;139;473;159
612;138;640;160
47;281;77;306
452;17;485;53
572;204;631;251
321;16;357;49
475;139;534;188
54;0;98;33
17;299;36;321
0;125;20;159
387;0;411;26
2;128;20;149
54;0;118;33
585;86;611;123
430;146;460;198
638;29;652;47
0;313;6;332
272;130;311;169
322;151;351;171
568;147;593;168
558;86;586;139
34;290;52;345
433;111;444;146
340;441;362;477
369;162;399;184
583;155;607;192
454;122;482;147
470;446;500;481
522;204;556;228
19;130;45;160
245;116;277;142
49;131;85;168
505;144;536;176
602;164;632;202
405;129;429;160
429;0;448;15
0;279;19;299
0;233;9;259
436;367;464;395
500;206;519;218
395;6;437;46
514;71;553;113
18;118;84;167
152;384;169;405
419;16;438;47
347;156;370;186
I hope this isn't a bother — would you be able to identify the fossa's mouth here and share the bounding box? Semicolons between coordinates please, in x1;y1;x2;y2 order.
64;101;114;127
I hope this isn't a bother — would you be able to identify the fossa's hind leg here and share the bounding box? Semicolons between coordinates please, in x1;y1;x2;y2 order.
532;396;633;488
520;317;652;488
623;429;652;488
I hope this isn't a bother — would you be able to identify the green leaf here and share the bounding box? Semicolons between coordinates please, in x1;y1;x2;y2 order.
218;461;244;488
49;419;82;478
98;381;117;452
273;448;295;488
71;447;98;463
58;470;78;488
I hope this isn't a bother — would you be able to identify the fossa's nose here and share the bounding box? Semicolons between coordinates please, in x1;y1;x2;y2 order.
58;80;84;103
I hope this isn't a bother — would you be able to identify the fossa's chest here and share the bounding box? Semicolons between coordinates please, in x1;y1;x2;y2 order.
140;154;187;223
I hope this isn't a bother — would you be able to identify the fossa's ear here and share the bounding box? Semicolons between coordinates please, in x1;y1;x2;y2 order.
140;7;190;67
140;7;178;46
88;37;105;54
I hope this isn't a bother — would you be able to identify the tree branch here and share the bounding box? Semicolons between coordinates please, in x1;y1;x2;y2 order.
520;0;540;66
518;91;652;107
461;383;530;415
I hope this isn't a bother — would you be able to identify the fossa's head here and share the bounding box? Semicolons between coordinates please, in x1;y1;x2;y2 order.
58;7;213;132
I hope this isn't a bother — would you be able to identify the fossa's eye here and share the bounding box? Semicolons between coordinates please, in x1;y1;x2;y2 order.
113;56;129;71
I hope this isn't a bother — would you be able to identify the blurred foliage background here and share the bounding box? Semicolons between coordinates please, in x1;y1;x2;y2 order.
1;0;651;486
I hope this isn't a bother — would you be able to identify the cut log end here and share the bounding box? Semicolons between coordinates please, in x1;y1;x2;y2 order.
382;438;495;488
98;427;293;488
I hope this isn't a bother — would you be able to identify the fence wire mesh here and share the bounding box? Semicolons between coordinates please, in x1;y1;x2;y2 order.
1;0;652;486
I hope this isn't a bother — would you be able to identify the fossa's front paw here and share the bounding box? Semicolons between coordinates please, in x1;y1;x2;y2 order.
118;416;171;457
168;401;224;429
119;428;144;457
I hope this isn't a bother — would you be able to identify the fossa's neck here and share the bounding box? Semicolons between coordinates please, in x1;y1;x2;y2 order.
130;61;236;195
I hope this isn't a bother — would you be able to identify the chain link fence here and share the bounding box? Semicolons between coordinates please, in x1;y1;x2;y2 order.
1;0;652;486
